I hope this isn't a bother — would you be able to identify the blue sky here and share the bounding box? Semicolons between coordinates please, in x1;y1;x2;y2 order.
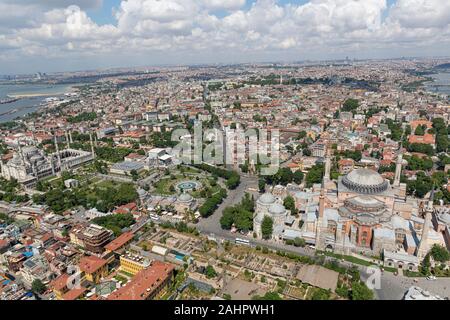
0;0;449;74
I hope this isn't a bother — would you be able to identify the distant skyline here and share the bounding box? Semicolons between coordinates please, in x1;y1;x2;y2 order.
0;0;449;74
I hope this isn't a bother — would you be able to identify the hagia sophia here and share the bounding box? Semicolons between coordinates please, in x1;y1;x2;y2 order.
253;150;448;271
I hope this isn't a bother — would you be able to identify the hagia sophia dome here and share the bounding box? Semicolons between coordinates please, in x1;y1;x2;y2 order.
341;168;390;195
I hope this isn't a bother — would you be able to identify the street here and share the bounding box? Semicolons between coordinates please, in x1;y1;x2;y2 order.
194;177;450;300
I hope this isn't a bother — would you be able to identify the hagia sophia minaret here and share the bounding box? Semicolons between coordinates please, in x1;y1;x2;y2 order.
394;152;403;187
54;135;62;170
315;178;326;250
324;147;332;183
65;131;70;149
90;133;96;159
416;189;435;260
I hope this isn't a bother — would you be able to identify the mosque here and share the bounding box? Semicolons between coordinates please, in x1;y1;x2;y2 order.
253;149;446;271
1;134;95;188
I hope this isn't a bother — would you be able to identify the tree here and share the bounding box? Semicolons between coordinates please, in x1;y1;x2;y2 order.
294;237;306;247
342;98;359;113
408;143;435;156
293;170;304;184
414;125;425;136
258;178;266;193
312;288;331;300
92;213;136;236
436;134;449;153
283;196;297;215
199;188;227;218
205;265;218;279
252;291;282;300
261;216;273;240
220;194;254;232
430;244;450;262
306;164;324;187
350;281;374;300
420;253;431;276
130;169;139;181
297;131;307;140
32;279;47;295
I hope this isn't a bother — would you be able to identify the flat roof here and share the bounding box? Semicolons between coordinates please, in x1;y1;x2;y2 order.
111;161;144;171
296;265;339;292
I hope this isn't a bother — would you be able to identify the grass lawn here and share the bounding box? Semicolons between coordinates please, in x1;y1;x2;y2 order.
154;177;178;195
323;252;376;267
404;270;425;278
119;270;135;278
95;180;118;189
114;275;128;284
383;266;398;273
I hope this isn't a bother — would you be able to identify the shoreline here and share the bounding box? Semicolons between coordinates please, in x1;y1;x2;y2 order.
6;92;62;98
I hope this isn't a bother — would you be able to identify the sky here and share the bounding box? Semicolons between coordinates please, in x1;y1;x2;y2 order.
0;0;449;74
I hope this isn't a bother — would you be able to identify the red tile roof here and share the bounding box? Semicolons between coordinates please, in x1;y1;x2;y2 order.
0;239;9;248
106;261;174;300
62;287;86;301
104;232;134;252
78;255;108;274
408;134;435;145
51;274;70;291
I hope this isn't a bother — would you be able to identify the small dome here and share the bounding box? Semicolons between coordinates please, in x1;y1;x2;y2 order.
178;193;193;202
345;196;385;210
269;203;286;215
259;193;276;205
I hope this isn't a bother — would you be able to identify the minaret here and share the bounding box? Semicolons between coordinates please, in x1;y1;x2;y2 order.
32;129;37;146
69;131;73;144
17;140;25;163
280;74;283;85
315;178;326;249
394;151;403;187
324;147;331;183
54;135;62;170
417;189;434;260
65;131;70;149
31;162;37;177
50;157;55;175
90;133;96;159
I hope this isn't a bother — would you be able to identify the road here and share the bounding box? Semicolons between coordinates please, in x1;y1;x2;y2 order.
196;175;259;236
193;176;450;300
366;271;450;300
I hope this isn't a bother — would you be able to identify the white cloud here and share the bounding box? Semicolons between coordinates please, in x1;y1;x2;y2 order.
389;0;450;29
0;0;450;73
200;0;246;11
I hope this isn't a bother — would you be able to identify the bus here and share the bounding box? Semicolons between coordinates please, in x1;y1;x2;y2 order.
149;214;160;221
235;238;251;246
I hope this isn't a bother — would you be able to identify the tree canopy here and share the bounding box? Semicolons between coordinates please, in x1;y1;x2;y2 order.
261;216;274;240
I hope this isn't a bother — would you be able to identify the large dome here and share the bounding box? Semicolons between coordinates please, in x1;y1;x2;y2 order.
259;193;276;205
342;168;389;194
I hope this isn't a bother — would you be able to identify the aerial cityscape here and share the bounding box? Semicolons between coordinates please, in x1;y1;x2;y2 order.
0;0;450;304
